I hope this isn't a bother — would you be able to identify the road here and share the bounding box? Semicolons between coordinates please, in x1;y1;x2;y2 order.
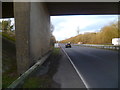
60;44;118;88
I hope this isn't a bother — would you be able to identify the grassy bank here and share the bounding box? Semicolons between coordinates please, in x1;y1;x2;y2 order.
2;32;18;88
2;32;15;42
2;31;61;88
23;48;61;88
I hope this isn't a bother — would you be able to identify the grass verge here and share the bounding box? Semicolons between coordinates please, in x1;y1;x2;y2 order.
2;32;18;88
23;48;61;88
2;32;15;42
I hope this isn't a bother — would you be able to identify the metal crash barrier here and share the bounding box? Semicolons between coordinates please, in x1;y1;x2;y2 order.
7;52;51;89
81;44;120;50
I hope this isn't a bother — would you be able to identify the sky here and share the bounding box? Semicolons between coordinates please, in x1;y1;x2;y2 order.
0;15;118;41
0;18;14;25
50;15;118;41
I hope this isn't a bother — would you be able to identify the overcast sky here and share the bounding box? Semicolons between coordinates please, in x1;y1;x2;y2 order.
51;15;118;41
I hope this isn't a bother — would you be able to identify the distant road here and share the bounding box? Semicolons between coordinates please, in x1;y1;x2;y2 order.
60;44;118;88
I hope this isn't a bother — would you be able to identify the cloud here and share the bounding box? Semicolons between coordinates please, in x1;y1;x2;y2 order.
51;15;118;41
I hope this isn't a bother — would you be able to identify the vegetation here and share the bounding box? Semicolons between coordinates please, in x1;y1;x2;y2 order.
23;48;61;88
50;23;56;48
0;19;15;41
50;35;56;48
0;19;14;32
2;36;18;88
1;19;17;88
2;20;57;88
60;21;120;44
2;32;15;42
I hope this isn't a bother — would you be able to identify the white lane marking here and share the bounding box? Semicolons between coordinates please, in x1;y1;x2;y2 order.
61;47;89;89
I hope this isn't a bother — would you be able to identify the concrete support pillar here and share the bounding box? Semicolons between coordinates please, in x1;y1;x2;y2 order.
14;2;31;74
14;2;50;74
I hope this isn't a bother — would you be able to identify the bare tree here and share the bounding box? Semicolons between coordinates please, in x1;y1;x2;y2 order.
76;27;80;35
50;23;54;34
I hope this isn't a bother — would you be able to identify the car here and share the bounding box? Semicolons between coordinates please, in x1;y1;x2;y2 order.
65;43;71;48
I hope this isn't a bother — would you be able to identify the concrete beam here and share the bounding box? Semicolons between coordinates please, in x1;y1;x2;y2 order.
2;2;14;18
46;2;119;15
2;2;119;18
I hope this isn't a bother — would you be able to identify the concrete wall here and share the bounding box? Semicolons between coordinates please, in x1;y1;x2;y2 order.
30;3;50;64
14;2;50;74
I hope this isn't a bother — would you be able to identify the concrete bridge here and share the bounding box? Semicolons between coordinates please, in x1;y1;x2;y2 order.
1;2;119;74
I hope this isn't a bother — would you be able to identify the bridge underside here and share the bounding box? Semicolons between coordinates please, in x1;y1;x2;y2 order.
2;2;119;18
1;2;119;74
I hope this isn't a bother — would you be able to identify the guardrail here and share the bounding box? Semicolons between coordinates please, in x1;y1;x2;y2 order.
7;52;51;89
79;44;120;50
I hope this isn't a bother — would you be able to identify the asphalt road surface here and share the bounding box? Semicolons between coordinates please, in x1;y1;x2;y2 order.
60;44;118;88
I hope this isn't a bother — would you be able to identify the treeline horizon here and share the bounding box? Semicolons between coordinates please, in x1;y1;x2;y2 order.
60;21;120;44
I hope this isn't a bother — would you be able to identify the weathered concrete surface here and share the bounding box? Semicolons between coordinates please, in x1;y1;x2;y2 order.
30;2;50;63
14;2;51;74
14;2;31;74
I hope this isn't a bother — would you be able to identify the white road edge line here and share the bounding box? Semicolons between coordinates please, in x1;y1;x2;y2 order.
61;47;89;89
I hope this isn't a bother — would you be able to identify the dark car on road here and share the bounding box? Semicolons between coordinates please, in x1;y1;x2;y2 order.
65;43;71;48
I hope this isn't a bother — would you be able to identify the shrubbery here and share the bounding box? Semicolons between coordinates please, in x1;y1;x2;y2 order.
60;21;120;44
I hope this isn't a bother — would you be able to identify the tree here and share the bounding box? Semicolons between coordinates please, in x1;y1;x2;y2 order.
1;20;13;32
100;25;118;44
2;20;8;32
7;19;13;32
50;23;56;47
50;23;54;34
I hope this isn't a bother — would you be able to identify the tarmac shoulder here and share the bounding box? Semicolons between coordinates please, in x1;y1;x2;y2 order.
53;49;86;88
